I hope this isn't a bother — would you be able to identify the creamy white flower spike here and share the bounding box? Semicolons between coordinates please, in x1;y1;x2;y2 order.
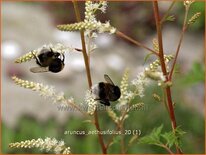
85;1;107;21
85;90;98;115
132;72;150;98
9;137;71;154
57;1;116;34
12;76;73;106
118;69;130;107
106;107;119;124
132;55;174;97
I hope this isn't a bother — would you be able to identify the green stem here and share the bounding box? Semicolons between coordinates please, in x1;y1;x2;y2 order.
156;143;174;154
72;1;107;154
120;122;125;153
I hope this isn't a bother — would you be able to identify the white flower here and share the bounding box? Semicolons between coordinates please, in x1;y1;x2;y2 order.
58;1;116;34
118;69;130;107
98;21;116;34
9;137;71;154
110;27;117;34
62;147;71;154
125;91;135;100
184;0;194;7
44;137;58;151
144;70;166;82
85;90;98;115
131;72;150;98
12;76;73;107
99;1;108;13
54;140;65;154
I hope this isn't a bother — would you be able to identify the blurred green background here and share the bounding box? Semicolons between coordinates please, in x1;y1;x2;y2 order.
2;1;205;154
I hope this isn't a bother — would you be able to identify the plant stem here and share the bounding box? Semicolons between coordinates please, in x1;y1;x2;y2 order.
106;88;138;149
72;0;92;87
161;87;170;115
153;2;167;76
153;1;182;153
156;144;174;154
67;100;88;116
93;111;107;153
120;123;125;153
72;1;106;154
169;7;189;80
106;104;132;149
116;30;159;56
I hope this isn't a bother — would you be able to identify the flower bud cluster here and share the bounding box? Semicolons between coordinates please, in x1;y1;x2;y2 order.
9;137;71;154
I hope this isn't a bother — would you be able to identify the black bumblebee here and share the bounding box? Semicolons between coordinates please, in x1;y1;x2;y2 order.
92;74;121;106
30;48;65;73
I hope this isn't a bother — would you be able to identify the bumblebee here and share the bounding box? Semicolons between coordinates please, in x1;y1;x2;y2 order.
92;74;121;106
30;48;65;73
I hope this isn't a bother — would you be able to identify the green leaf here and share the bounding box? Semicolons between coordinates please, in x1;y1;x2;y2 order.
161;132;176;148
138;124;163;145
174;126;186;148
161;126;186;148
139;125;186;149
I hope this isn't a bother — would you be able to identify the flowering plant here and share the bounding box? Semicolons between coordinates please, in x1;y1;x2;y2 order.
8;1;202;154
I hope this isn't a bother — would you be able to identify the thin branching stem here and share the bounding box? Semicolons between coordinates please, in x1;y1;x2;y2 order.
106;125;120;149
106;88;138;149
106;103;132;149
116;30;159;56
169;6;189;80
156;144;174;154
120;123;125;154
153;1;182;153
67;100;88;116
72;1;107;154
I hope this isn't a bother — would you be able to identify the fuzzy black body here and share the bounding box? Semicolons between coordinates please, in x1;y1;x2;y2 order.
36;49;58;67
92;78;121;106
31;48;65;73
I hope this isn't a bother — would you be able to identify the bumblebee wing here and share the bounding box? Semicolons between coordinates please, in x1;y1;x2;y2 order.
100;99;110;106
104;74;114;85
30;67;49;73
